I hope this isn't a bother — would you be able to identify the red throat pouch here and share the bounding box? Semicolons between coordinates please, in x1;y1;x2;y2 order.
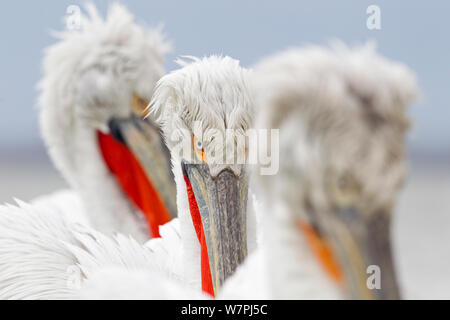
97;131;172;238
183;174;215;297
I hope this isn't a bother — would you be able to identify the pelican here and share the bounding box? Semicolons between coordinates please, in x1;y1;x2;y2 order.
33;3;176;241
0;55;255;299
220;43;419;299
146;55;257;295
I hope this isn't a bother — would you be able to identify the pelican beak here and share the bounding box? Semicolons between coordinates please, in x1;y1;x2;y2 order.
312;208;400;299
106;115;177;221
182;161;248;295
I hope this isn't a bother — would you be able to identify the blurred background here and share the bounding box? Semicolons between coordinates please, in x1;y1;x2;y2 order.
0;0;448;298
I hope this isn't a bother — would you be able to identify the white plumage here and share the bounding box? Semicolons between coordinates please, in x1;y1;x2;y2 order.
0;199;189;299
78;267;206;300
37;3;171;242
31;189;89;226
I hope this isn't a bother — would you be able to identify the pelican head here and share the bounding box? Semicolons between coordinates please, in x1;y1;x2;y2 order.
39;4;175;239
148;56;253;296
253;44;418;299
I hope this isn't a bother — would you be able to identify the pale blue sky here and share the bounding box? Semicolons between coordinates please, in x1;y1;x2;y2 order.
0;0;448;156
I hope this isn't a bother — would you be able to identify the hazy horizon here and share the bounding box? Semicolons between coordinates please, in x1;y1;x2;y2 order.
0;1;449;157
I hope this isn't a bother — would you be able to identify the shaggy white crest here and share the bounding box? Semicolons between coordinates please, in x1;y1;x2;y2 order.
248;43;419;299
252;42;419;220
39;2;171;188
149;55;252;131
147;55;254;177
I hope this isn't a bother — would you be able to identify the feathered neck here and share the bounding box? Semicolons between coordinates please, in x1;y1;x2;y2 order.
171;159;203;290
51;120;149;242
261;204;343;299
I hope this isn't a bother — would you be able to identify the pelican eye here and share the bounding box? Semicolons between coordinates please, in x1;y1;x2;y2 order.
193;135;207;163
131;93;150;116
329;173;361;208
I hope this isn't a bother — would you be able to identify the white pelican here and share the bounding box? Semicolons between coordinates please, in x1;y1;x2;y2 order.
146;55;257;296
0;55;256;299
220;43;419;299
33;3;176;241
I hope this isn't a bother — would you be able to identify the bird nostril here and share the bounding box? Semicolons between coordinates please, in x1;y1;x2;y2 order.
108;118;127;145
